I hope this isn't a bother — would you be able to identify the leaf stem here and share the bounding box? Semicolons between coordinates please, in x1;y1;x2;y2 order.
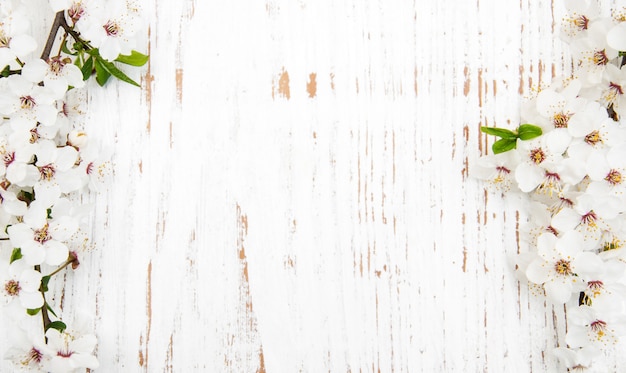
46;253;78;277
34;265;51;330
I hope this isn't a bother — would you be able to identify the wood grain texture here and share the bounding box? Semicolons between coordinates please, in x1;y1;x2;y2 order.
3;0;626;372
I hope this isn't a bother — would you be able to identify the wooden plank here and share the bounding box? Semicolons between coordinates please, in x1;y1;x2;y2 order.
3;0;626;371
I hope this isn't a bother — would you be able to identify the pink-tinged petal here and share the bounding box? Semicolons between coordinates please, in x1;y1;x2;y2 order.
21;59;48;84
586;151;610;181
44;240;68;266
69;335;97;353
18;269;42;292
55;146;78;170
537;233;559;259
536;89;564;117
33;182;61;207
10;35;37;58
23;201;48;229
545;129;571;155
35;105;59;127
18;291;43;309
544;279;573;304
565;326;592;348
607;22;626;50
526;259;550;284
515;163;544;192
20;242;45;266
99;38;121;61
64;64;85;88
7;223;34;247
49;216;78;241
551;208;581;232
568;305;596;325
572;252;603;277
556;230;584;257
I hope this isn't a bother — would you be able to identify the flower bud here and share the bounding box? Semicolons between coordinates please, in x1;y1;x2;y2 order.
68;131;88;148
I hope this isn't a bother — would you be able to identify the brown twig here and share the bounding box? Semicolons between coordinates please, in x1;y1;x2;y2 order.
40;11;66;61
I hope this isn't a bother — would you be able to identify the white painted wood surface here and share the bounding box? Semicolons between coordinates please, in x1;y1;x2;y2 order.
4;0;626;372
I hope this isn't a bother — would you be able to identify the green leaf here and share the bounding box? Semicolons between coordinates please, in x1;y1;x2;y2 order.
94;58;111;86
96;56;140;87
41;275;51;292
45;320;67;333
27;308;41;316
492;138;517;154
480;127;518;140
115;50;149;67
62;40;76;56
81;56;94;81
9;248;22;263
0;65;10;77
517;124;543;141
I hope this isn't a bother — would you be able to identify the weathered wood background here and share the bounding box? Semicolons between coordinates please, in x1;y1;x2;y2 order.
3;0;626;372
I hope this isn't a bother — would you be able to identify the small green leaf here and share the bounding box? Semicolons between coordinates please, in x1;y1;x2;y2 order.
115;50;149;67
27;308;41;316
41;275;51;292
492;138;517;154
10;248;22;263
1;65;10;77
62;40;76;56
45;320;67;333
81;56;94;81
96;56;140;87
517;124;543;141
94;58;111;86
480;127;518;140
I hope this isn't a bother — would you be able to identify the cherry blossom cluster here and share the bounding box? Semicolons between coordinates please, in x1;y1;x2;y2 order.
475;1;626;371
0;0;146;372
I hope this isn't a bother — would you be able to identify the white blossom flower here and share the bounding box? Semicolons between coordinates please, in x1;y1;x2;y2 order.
525;230;603;303
22;57;85;97
566;305;626;349
77;0;140;61
7;199;76;266
43;328;99;373
0;259;43;309
0;4;37;70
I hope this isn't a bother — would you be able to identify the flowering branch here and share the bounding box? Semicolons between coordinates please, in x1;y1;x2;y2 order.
0;1;148;371
475;2;626;371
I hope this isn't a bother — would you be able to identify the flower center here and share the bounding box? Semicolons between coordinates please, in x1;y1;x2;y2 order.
103;20;120;36
603;237;623;251
593;50;609;66
34;224;51;244
610;82;624;95
581;211;598;228
584;130;602;146
20;96;36;109
605;169;622;185
587;280;604;298
554;259;572;275
590;319;607;337
3;151;14;167
552;112;570;128
4;279;20;296
573;15;589;30
39;164;55;181
21;347;43;366
68;3;85;22
0;28;10;48
48;57;66;75
530;148;546;164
